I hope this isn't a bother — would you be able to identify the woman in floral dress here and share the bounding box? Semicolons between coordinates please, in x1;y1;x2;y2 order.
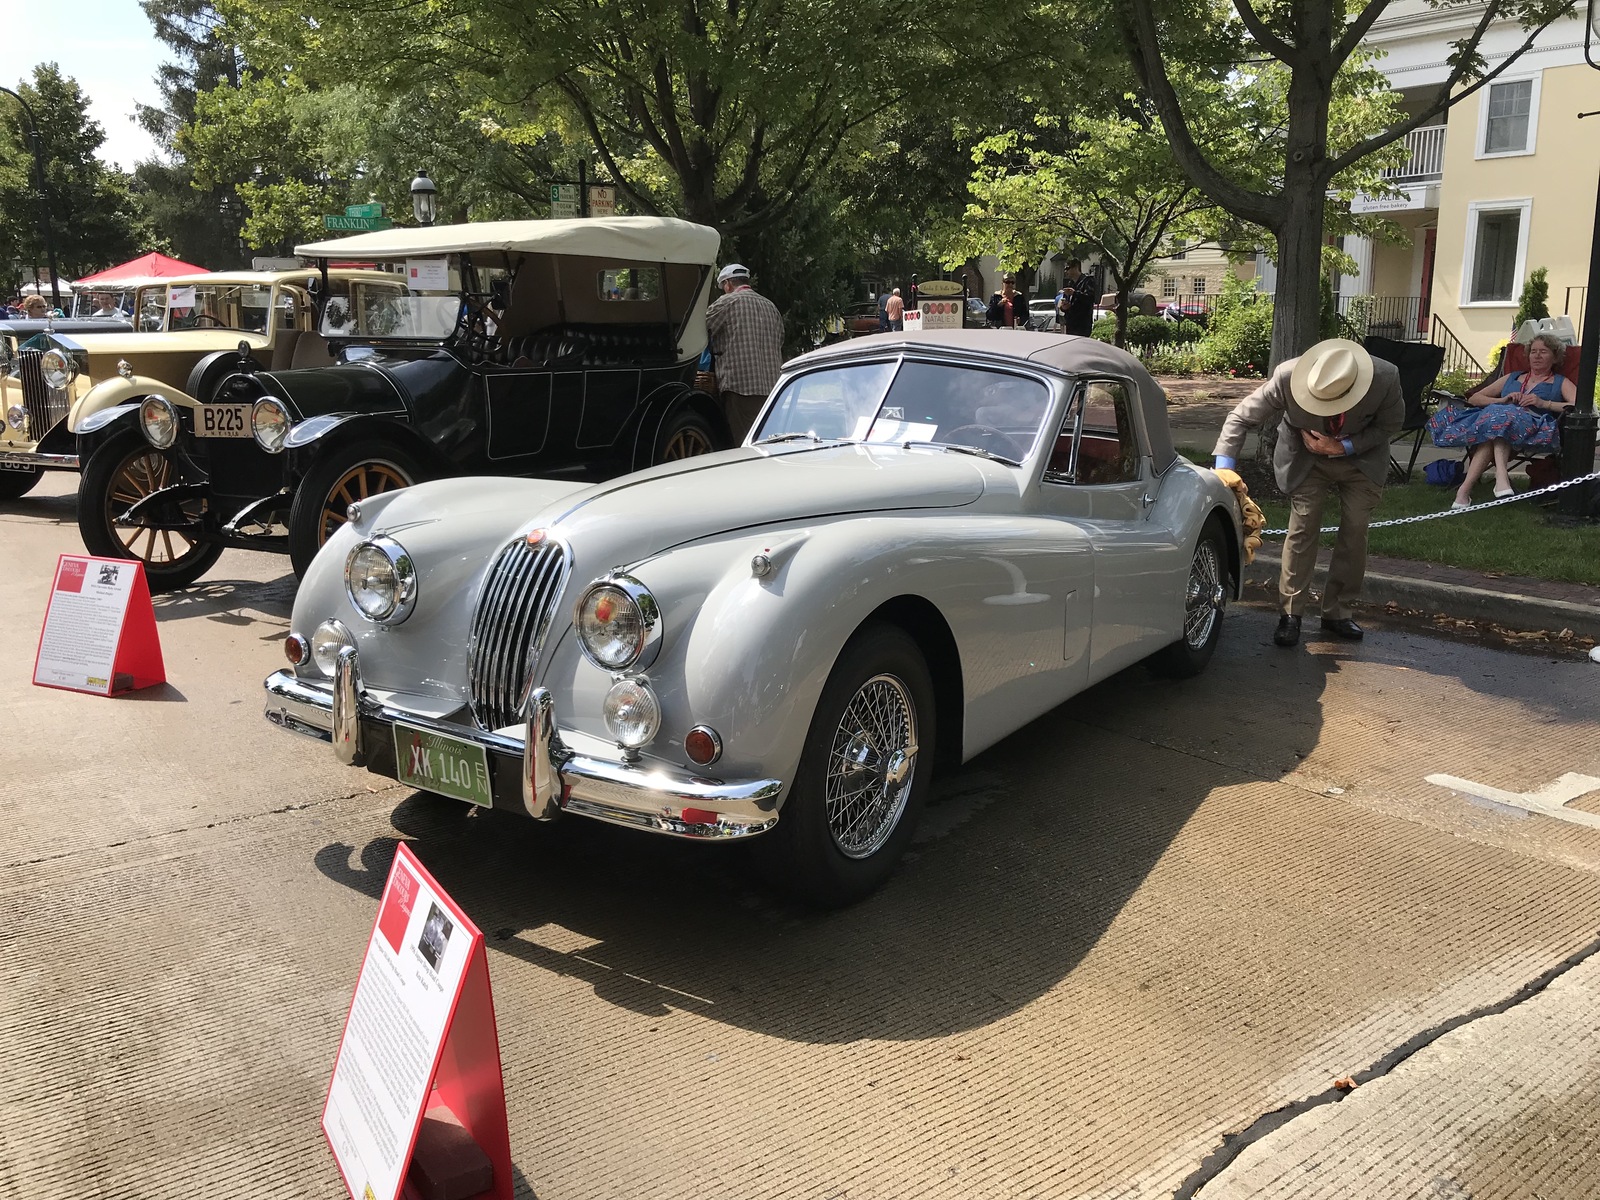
1428;331;1576;508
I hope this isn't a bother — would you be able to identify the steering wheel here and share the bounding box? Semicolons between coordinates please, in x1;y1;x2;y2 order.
941;424;1027;461
189;314;227;327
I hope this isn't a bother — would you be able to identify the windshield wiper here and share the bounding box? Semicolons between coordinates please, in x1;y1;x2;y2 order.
753;431;823;445
901;440;1022;468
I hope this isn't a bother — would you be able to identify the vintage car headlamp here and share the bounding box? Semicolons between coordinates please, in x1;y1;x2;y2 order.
310;619;354;678
140;395;178;449
574;576;661;671
40;348;76;390
6;406;23;432
603;677;661;749
345;537;417;624
251;397;292;453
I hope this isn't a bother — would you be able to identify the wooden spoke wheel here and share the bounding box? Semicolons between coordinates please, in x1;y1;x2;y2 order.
650;406;720;466
78;427;223;591
288;441;427;578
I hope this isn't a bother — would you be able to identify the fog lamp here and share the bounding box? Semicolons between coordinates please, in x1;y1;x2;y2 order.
310;619;354;678
603;677;661;749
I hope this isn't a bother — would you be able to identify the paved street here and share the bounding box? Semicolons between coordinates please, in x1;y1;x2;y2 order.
4;471;1600;1199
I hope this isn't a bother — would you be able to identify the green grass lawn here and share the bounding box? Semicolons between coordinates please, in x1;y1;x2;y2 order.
1176;446;1600;586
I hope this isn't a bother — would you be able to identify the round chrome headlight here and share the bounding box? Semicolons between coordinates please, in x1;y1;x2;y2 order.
140;395;178;449
40;348;75;390
603;677;661;749
310;619;354;678
251;396;292;453
345;537;416;624
574;576;660;671
6;406;23;432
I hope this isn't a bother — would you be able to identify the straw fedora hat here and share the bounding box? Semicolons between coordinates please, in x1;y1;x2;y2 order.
1290;338;1374;417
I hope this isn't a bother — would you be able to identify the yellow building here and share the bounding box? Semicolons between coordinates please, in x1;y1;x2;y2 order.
1334;3;1598;367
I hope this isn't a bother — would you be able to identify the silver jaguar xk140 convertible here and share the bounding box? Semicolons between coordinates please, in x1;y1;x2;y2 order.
264;330;1244;905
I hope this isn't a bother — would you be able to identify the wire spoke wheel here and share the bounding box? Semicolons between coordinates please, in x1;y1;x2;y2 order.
1183;538;1224;650
318;461;411;546
105;448;200;566
825;673;918;859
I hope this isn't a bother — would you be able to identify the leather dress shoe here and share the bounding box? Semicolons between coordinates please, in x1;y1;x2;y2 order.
1273;614;1302;646
1320;617;1364;641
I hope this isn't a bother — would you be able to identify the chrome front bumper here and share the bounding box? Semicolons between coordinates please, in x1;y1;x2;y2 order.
262;651;783;840
0;448;78;470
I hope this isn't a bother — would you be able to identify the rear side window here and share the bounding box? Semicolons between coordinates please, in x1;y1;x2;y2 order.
1044;379;1142;484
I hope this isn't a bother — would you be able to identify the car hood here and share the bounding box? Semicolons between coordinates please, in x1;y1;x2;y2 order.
537;442;988;567
258;350;458;417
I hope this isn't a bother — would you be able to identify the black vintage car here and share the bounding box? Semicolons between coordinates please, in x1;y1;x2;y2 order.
75;217;729;587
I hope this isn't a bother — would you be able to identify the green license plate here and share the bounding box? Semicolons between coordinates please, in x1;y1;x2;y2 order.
393;722;493;808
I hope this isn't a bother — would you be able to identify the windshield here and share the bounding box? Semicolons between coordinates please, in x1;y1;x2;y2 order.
754;358;1052;461
320;261;461;340
164;283;275;333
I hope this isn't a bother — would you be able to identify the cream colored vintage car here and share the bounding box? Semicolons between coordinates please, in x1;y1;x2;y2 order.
0;269;399;500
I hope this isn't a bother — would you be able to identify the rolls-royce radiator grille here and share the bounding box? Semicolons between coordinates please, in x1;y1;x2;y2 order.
468;537;569;731
18;350;65;441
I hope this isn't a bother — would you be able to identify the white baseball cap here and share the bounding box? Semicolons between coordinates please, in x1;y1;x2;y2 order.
717;264;751;285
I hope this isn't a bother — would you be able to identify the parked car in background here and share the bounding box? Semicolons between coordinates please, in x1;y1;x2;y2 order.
263;328;1243;906
86;217;728;589
841;301;884;337
964;296;990;328
1028;299;1059;332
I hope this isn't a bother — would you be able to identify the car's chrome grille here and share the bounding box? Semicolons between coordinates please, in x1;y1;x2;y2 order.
467;537;570;731
17;350;64;441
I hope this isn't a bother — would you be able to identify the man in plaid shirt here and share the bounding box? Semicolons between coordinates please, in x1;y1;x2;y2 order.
706;264;784;441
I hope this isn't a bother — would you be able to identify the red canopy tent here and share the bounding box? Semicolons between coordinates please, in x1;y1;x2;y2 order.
75;252;206;285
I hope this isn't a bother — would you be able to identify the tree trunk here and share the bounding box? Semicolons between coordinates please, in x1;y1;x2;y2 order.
1113;278;1130;347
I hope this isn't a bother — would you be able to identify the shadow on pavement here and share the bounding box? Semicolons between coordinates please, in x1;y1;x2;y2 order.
314;611;1337;1043
0;487;77;528
151;574;296;623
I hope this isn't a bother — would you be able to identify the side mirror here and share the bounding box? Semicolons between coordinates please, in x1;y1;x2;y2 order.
490;278;511;312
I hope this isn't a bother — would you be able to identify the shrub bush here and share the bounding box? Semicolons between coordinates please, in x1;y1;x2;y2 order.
1126;315;1172;353
1172;319;1204;344
1514;267;1549;329
1091;315;1118;343
1196;275;1273;376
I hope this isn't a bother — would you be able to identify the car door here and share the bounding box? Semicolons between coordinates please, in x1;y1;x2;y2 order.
1040;377;1187;678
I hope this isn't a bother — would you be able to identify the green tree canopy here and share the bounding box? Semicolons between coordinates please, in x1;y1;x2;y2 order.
0;64;149;292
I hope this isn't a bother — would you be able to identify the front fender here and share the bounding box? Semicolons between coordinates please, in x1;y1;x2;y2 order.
545;511;1088;795
69;375;198;433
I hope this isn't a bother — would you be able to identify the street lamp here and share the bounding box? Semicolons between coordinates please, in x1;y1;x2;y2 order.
410;169;438;227
0;85;61;311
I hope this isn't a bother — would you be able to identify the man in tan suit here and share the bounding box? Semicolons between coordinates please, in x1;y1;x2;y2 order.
1214;339;1404;647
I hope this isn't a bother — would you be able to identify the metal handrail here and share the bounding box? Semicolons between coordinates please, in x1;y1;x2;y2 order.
1429;315;1486;379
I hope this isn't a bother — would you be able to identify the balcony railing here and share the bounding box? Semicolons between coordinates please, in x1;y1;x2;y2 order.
1381;125;1446;183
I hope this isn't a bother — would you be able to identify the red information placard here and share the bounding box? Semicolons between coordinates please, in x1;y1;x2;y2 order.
323;843;511;1200
32;555;165;695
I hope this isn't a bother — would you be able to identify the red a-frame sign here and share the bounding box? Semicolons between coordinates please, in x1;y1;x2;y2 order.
323;842;511;1200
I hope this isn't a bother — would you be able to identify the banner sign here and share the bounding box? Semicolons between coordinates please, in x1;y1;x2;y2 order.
918;300;963;330
901;308;924;332
323;843;511;1200
33;555;165;696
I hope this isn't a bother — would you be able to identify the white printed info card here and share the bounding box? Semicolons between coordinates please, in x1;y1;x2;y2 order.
323;856;471;1200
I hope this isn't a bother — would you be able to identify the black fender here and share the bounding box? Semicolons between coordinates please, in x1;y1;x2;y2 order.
628;382;730;471
74;403;143;462
282;413;452;484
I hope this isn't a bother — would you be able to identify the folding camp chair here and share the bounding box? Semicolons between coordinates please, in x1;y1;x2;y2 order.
1364;335;1446;483
1429;332;1580;484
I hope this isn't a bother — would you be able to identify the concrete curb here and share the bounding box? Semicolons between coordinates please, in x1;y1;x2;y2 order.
1245;550;1600;639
